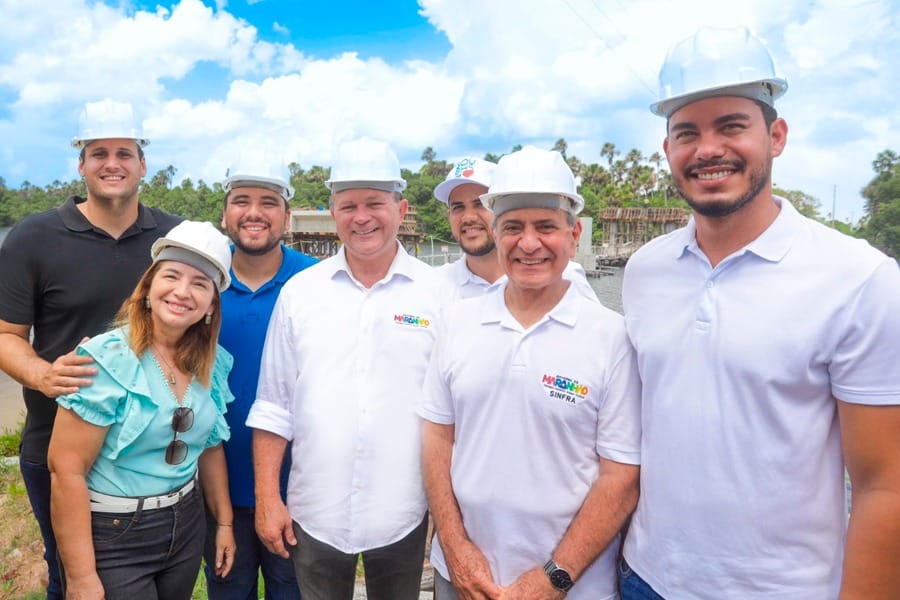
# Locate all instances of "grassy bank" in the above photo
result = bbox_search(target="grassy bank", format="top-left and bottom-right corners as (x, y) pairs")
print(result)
(0, 454), (211, 600)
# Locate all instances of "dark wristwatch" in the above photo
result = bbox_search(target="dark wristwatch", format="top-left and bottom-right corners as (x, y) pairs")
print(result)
(543, 559), (574, 592)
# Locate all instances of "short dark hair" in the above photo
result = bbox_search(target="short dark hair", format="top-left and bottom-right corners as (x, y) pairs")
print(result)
(78, 141), (145, 163)
(755, 99), (778, 129)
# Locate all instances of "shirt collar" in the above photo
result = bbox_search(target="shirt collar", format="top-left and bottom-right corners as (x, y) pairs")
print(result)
(227, 244), (294, 293)
(481, 280), (581, 330)
(454, 257), (501, 289)
(58, 195), (160, 237)
(676, 195), (796, 264)
(328, 241), (417, 287)
(742, 196), (795, 263)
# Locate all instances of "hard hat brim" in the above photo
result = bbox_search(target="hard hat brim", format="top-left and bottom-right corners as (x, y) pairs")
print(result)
(326, 180), (407, 193)
(480, 191), (585, 216)
(224, 174), (294, 202)
(434, 178), (491, 204)
(151, 236), (231, 292)
(72, 137), (150, 150)
(651, 78), (787, 117)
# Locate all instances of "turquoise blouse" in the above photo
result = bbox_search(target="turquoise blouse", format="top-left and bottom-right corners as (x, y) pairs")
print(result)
(56, 328), (234, 497)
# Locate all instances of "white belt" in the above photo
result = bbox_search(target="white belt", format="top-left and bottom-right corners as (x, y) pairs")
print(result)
(88, 477), (196, 514)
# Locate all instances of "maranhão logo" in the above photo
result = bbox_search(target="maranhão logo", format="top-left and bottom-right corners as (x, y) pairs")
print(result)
(541, 374), (589, 405)
(394, 313), (431, 328)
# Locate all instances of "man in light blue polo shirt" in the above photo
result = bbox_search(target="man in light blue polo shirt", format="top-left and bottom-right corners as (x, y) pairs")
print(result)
(203, 163), (317, 599)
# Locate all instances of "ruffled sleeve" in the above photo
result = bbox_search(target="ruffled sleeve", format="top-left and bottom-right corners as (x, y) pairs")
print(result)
(204, 344), (235, 448)
(56, 331), (135, 428)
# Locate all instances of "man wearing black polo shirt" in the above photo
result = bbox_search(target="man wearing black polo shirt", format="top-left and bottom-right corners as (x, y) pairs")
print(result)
(0, 99), (180, 600)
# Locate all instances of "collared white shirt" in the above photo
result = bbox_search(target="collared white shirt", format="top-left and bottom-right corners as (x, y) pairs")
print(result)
(434, 256), (499, 300)
(621, 198), (900, 599)
(420, 283), (641, 599)
(436, 256), (600, 303)
(247, 243), (447, 552)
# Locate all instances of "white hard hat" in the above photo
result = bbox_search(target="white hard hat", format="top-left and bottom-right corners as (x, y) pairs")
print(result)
(71, 99), (149, 149)
(151, 221), (232, 291)
(223, 161), (294, 203)
(325, 137), (407, 193)
(433, 157), (496, 204)
(651, 26), (788, 118)
(480, 146), (584, 217)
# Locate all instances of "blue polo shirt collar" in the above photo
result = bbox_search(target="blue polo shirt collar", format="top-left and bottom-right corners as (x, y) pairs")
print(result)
(228, 244), (294, 293)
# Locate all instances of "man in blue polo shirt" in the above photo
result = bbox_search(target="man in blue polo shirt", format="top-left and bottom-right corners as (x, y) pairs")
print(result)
(203, 163), (317, 599)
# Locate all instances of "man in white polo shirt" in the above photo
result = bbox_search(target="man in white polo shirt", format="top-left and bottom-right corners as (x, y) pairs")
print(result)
(247, 138), (446, 600)
(620, 27), (900, 599)
(421, 146), (641, 600)
(433, 156), (599, 302)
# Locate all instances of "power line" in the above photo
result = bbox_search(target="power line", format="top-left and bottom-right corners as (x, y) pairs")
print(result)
(558, 0), (656, 96)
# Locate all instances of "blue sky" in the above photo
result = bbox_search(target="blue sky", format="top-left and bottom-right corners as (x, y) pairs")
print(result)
(1, 0), (898, 222)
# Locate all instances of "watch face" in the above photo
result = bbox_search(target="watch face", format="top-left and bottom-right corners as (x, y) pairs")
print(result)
(550, 569), (573, 590)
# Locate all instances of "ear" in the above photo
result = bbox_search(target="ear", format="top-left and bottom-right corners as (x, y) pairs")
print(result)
(139, 156), (147, 178)
(662, 136), (670, 160)
(220, 214), (227, 229)
(770, 117), (788, 158)
(570, 220), (583, 258)
(398, 198), (409, 219)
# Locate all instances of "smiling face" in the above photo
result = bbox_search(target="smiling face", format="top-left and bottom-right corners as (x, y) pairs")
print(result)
(447, 183), (495, 257)
(494, 207), (581, 294)
(664, 96), (787, 218)
(330, 188), (406, 265)
(222, 185), (289, 256)
(78, 138), (146, 206)
(147, 261), (216, 338)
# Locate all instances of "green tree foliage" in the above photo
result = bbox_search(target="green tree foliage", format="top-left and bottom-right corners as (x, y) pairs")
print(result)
(860, 150), (900, 257)
(10, 140), (888, 250)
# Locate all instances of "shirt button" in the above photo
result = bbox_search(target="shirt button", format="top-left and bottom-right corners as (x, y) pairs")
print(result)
(706, 281), (714, 288)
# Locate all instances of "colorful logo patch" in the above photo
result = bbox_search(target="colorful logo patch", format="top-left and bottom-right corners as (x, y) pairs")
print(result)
(541, 374), (589, 405)
(394, 313), (431, 328)
(454, 158), (477, 178)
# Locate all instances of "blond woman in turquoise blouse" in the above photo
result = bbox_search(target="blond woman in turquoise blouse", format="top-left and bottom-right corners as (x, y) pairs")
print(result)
(49, 221), (236, 600)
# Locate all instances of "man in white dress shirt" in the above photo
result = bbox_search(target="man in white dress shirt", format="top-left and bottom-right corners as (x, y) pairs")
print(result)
(421, 146), (641, 600)
(247, 138), (446, 600)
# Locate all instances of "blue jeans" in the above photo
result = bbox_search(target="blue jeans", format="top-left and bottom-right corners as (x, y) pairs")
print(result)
(20, 457), (63, 600)
(290, 515), (428, 600)
(619, 557), (666, 600)
(62, 486), (206, 599)
(203, 506), (301, 600)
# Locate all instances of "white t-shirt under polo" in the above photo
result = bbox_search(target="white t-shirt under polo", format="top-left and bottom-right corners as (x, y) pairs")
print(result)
(420, 283), (641, 600)
(247, 244), (446, 553)
(621, 198), (900, 599)
(436, 256), (600, 302)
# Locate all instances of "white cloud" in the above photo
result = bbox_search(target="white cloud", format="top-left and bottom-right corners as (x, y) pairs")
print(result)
(0, 0), (897, 223)
(0, 0), (307, 108)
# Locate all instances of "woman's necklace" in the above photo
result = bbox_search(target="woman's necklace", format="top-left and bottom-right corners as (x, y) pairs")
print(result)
(152, 344), (178, 387)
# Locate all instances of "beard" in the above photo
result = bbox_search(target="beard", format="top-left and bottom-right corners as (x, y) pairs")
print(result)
(460, 237), (496, 257)
(229, 220), (282, 256)
(678, 159), (771, 218)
